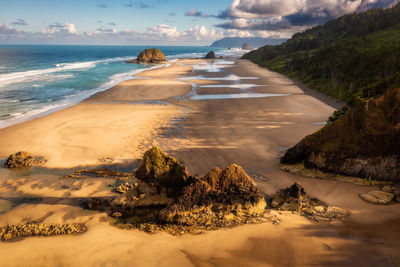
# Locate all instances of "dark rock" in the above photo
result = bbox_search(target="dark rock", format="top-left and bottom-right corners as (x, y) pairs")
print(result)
(205, 51), (216, 59)
(4, 151), (46, 168)
(270, 183), (349, 221)
(86, 148), (266, 231)
(281, 88), (400, 181)
(242, 43), (252, 50)
(126, 48), (166, 63)
(135, 146), (191, 190)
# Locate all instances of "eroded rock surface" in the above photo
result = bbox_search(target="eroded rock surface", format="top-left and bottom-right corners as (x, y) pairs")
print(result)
(85, 147), (266, 231)
(360, 190), (394, 204)
(270, 183), (349, 221)
(4, 151), (46, 168)
(126, 48), (166, 63)
(0, 223), (87, 241)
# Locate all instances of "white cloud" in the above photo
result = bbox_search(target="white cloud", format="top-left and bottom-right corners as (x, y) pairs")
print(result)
(0, 21), (227, 44)
(217, 0), (397, 36)
(42, 23), (77, 35)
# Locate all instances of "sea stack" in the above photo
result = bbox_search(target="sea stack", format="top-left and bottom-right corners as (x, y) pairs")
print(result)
(126, 48), (166, 63)
(242, 43), (252, 50)
(205, 51), (216, 59)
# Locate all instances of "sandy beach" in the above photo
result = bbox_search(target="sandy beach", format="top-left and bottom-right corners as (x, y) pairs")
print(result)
(0, 58), (399, 266)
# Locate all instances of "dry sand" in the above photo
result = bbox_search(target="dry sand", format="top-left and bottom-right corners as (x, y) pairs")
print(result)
(0, 59), (399, 267)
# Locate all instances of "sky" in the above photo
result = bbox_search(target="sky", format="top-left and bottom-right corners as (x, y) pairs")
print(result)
(0, 0), (398, 45)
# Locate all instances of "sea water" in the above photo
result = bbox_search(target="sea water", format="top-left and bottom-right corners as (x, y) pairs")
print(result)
(0, 45), (239, 128)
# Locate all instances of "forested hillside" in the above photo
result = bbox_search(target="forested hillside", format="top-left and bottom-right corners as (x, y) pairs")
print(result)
(242, 4), (400, 103)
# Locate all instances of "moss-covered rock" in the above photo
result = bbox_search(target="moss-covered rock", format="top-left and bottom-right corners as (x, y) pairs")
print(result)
(86, 148), (266, 231)
(4, 151), (46, 168)
(127, 48), (166, 63)
(135, 146), (191, 190)
(281, 88), (400, 181)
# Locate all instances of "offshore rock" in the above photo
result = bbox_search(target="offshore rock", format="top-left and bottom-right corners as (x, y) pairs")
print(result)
(242, 43), (252, 50)
(270, 183), (349, 221)
(126, 48), (166, 63)
(281, 88), (400, 181)
(205, 51), (216, 59)
(4, 151), (46, 168)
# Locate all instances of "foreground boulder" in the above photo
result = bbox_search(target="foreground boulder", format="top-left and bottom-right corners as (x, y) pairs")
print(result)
(4, 151), (46, 168)
(281, 88), (400, 181)
(270, 183), (349, 221)
(126, 48), (166, 63)
(86, 147), (266, 229)
(359, 191), (394, 204)
(135, 146), (191, 191)
(205, 51), (216, 59)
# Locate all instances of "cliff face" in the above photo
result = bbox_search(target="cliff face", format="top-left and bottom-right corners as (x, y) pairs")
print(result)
(281, 88), (400, 181)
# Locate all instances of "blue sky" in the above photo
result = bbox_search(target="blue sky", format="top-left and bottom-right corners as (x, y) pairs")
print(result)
(0, 0), (397, 45)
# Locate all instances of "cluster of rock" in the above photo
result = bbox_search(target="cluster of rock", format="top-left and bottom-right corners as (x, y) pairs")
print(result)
(281, 88), (400, 181)
(360, 184), (400, 204)
(126, 48), (166, 63)
(85, 147), (266, 230)
(4, 151), (46, 168)
(0, 223), (87, 241)
(270, 183), (349, 222)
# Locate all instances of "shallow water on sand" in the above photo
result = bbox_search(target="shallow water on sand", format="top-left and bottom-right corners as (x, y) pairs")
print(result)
(191, 93), (289, 100)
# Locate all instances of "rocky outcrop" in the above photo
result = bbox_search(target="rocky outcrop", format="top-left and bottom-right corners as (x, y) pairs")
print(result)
(242, 43), (252, 50)
(0, 223), (87, 241)
(135, 146), (191, 191)
(85, 147), (266, 230)
(4, 151), (46, 168)
(126, 48), (166, 63)
(281, 88), (400, 181)
(205, 51), (216, 59)
(270, 183), (349, 221)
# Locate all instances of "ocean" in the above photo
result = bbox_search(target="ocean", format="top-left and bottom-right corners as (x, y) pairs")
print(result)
(0, 45), (243, 129)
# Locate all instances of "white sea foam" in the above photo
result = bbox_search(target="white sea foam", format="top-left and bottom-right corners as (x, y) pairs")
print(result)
(0, 56), (133, 88)
(0, 63), (164, 129)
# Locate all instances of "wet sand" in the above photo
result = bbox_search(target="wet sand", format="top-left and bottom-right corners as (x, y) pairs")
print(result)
(0, 59), (399, 266)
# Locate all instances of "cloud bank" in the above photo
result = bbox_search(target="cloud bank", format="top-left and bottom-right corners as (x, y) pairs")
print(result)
(0, 21), (225, 45)
(215, 0), (397, 36)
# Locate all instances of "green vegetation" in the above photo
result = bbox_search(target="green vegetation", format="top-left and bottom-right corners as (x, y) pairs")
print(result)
(242, 4), (400, 103)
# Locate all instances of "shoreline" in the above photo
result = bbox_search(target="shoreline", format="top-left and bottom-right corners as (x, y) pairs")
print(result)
(1, 57), (399, 266)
